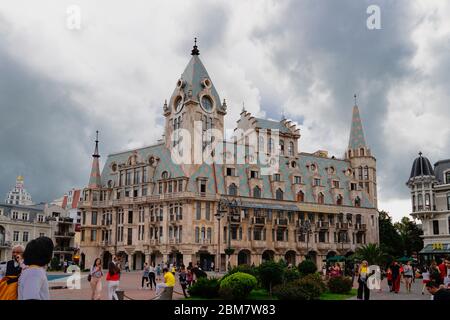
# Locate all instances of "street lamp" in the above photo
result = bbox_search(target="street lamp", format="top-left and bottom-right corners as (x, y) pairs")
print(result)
(215, 197), (240, 272)
(298, 220), (313, 260)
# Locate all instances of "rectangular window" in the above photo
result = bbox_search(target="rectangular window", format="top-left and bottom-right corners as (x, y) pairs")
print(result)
(91, 211), (98, 225)
(127, 228), (133, 245)
(333, 180), (340, 188)
(314, 178), (321, 186)
(447, 194), (450, 210)
(205, 202), (211, 220)
(13, 231), (19, 242)
(91, 230), (97, 241)
(12, 211), (18, 219)
(39, 232), (45, 237)
(196, 202), (201, 220)
(200, 181), (207, 193)
(178, 180), (183, 192)
(433, 220), (439, 235)
(226, 168), (235, 176)
(274, 174), (281, 182)
(38, 215), (44, 222)
(126, 170), (131, 185)
(81, 230), (85, 241)
(294, 176), (302, 184)
(250, 170), (259, 179)
(143, 167), (148, 183)
(142, 186), (148, 196)
(351, 183), (357, 191)
(128, 211), (133, 224)
(22, 212), (29, 220)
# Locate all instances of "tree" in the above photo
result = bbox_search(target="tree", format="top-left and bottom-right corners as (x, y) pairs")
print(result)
(355, 243), (387, 266)
(394, 216), (423, 256)
(258, 261), (285, 296)
(378, 210), (403, 257)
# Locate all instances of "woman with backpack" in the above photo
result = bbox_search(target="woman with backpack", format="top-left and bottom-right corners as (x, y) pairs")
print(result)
(179, 265), (188, 298)
(106, 261), (120, 300)
(89, 258), (103, 300)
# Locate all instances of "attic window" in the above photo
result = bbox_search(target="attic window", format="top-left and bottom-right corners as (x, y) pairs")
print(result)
(161, 171), (169, 179)
(291, 161), (297, 168)
(310, 164), (317, 171)
(111, 163), (117, 172)
(202, 78), (212, 88)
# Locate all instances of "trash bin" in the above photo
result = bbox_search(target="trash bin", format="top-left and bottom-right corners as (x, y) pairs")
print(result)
(116, 290), (125, 300)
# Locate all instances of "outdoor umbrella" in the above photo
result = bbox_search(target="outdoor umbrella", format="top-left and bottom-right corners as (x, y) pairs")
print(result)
(397, 256), (413, 263)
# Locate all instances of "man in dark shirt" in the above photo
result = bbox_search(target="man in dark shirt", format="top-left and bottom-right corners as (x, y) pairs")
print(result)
(391, 261), (401, 293)
(5, 245), (24, 277)
(426, 281), (450, 301)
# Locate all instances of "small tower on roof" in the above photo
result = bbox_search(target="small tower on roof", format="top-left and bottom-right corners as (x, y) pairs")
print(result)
(88, 131), (102, 189)
(345, 95), (377, 207)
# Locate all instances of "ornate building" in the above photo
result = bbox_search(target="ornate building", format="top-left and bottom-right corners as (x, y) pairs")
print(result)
(79, 42), (379, 271)
(407, 154), (450, 260)
(5, 176), (33, 206)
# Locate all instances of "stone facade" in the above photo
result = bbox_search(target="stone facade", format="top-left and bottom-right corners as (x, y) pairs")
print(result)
(79, 43), (379, 271)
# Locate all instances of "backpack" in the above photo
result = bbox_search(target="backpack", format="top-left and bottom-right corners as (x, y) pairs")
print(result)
(0, 276), (19, 300)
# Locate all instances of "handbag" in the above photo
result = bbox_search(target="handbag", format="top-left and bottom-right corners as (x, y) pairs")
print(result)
(87, 274), (92, 282)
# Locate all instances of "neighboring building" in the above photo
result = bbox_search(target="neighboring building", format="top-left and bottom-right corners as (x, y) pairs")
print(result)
(407, 154), (450, 261)
(0, 203), (52, 261)
(52, 189), (82, 250)
(45, 204), (76, 264)
(5, 176), (33, 205)
(79, 42), (379, 271)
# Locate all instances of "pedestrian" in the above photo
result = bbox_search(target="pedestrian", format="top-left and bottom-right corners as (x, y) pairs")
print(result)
(322, 265), (327, 279)
(391, 261), (401, 293)
(171, 264), (176, 275)
(211, 261), (215, 272)
(357, 260), (371, 300)
(430, 261), (442, 285)
(6, 245), (25, 277)
(186, 269), (193, 287)
(148, 262), (156, 290)
(141, 262), (150, 289)
(403, 261), (414, 293)
(18, 236), (54, 300)
(179, 265), (188, 298)
(63, 260), (68, 273)
(421, 266), (430, 295)
(106, 261), (120, 300)
(438, 258), (447, 284)
(426, 280), (450, 301)
(155, 267), (175, 298)
(156, 263), (161, 281)
(89, 258), (103, 300)
(386, 266), (393, 292)
(124, 261), (130, 272)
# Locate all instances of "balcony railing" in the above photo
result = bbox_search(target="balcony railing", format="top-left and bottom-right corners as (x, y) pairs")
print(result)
(0, 241), (12, 248)
(335, 222), (349, 229)
(355, 223), (366, 230)
(54, 231), (75, 237)
(316, 221), (329, 229)
(150, 239), (160, 245)
(276, 218), (288, 226)
(252, 217), (266, 225)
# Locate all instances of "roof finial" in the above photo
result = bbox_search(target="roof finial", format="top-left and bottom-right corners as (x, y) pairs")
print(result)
(191, 37), (200, 56)
(419, 151), (423, 157)
(242, 101), (246, 113)
(281, 109), (286, 121)
(93, 130), (100, 158)
(354, 93), (357, 106)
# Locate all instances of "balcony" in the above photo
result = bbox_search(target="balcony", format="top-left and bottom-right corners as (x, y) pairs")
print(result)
(274, 241), (289, 248)
(54, 247), (76, 253)
(54, 231), (75, 238)
(251, 240), (266, 248)
(229, 215), (241, 224)
(169, 238), (181, 245)
(335, 222), (349, 229)
(275, 218), (288, 226)
(355, 223), (366, 231)
(0, 241), (12, 248)
(316, 221), (329, 229)
(100, 240), (112, 247)
(150, 239), (160, 245)
(252, 217), (266, 225)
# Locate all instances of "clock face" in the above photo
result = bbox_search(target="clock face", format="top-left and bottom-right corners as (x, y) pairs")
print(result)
(201, 95), (213, 112)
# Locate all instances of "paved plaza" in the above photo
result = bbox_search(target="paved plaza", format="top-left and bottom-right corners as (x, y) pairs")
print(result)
(48, 270), (188, 300)
(349, 278), (431, 300)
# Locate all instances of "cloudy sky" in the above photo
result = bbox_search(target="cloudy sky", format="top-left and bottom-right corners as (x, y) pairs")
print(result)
(0, 0), (449, 221)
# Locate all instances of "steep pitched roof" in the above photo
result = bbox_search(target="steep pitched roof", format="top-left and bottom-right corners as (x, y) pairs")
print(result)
(254, 118), (290, 134)
(348, 105), (367, 149)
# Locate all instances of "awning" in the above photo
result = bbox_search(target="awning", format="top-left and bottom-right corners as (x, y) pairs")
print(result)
(240, 201), (300, 211)
(419, 243), (450, 254)
(326, 255), (346, 262)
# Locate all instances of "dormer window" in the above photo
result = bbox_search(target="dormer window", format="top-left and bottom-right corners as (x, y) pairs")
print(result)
(288, 142), (294, 156)
(310, 164), (317, 172)
(226, 168), (236, 176)
(275, 188), (284, 200)
(250, 170), (259, 179)
(294, 176), (302, 184)
(336, 195), (343, 205)
(161, 171), (169, 180)
(274, 174), (281, 182)
(360, 148), (365, 156)
(253, 186), (261, 198)
(228, 183), (238, 196)
(317, 193), (324, 204)
(279, 140), (285, 155)
(199, 180), (207, 193)
(313, 178), (321, 186)
(355, 196), (361, 207)
(445, 171), (450, 184)
(333, 180), (340, 188)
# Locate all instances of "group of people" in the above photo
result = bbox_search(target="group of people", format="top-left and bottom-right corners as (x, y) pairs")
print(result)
(0, 236), (54, 300)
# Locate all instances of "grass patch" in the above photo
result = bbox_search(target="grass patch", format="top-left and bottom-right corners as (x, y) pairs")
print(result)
(184, 288), (277, 300)
(320, 288), (357, 300)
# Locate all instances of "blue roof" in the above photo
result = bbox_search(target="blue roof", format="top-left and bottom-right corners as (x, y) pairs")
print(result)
(254, 118), (290, 134)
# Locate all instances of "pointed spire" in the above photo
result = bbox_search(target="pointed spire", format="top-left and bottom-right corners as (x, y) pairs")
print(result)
(348, 102), (367, 150)
(191, 37), (200, 56)
(88, 130), (102, 189)
(281, 109), (286, 121)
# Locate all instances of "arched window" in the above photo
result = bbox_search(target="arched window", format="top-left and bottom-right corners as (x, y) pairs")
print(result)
(297, 191), (304, 202)
(336, 195), (343, 205)
(355, 197), (361, 207)
(418, 194), (423, 211)
(268, 138), (274, 154)
(207, 227), (212, 241)
(276, 188), (283, 200)
(318, 193), (324, 204)
(253, 186), (261, 198)
(425, 193), (431, 210)
(279, 140), (285, 155)
(161, 171), (169, 179)
(364, 166), (369, 180)
(195, 227), (200, 243)
(258, 136), (264, 152)
(288, 142), (294, 156)
(360, 148), (365, 156)
(348, 150), (352, 158)
(201, 227), (206, 241)
(228, 183), (238, 196)
(358, 166), (363, 180)
(412, 195), (416, 212)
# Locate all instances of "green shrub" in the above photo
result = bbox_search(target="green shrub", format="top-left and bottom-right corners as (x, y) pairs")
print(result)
(298, 260), (317, 276)
(273, 276), (324, 300)
(258, 261), (285, 293)
(219, 272), (257, 300)
(224, 264), (258, 278)
(188, 277), (220, 298)
(284, 268), (300, 283)
(327, 276), (353, 294)
(301, 273), (327, 293)
(50, 257), (61, 271)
